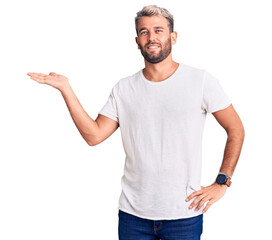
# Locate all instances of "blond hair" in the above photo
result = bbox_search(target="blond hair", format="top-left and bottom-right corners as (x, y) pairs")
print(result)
(135, 5), (174, 36)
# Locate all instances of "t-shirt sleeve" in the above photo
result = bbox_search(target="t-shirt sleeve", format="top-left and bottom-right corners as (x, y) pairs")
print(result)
(98, 86), (119, 123)
(201, 70), (232, 113)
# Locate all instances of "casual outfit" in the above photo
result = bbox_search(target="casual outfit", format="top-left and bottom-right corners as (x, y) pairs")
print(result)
(99, 62), (231, 238)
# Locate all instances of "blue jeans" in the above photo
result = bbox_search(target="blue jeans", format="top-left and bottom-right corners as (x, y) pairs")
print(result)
(118, 210), (203, 240)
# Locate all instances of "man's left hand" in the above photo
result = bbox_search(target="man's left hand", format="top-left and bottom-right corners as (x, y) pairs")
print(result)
(185, 183), (228, 213)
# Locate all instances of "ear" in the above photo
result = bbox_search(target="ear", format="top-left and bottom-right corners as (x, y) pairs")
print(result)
(171, 31), (177, 45)
(135, 36), (140, 49)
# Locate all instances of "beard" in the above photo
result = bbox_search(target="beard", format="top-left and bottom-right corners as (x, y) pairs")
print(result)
(138, 37), (172, 64)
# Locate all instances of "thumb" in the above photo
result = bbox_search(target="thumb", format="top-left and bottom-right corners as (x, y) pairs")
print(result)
(49, 72), (58, 76)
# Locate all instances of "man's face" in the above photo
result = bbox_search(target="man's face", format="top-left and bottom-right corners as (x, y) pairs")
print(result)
(136, 15), (177, 64)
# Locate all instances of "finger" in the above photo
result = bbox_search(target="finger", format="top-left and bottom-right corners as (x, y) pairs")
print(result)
(189, 195), (205, 209)
(29, 74), (52, 84)
(29, 76), (44, 84)
(49, 72), (58, 76)
(186, 189), (202, 202)
(28, 72), (48, 77)
(195, 196), (209, 211)
(202, 199), (216, 213)
(27, 72), (37, 77)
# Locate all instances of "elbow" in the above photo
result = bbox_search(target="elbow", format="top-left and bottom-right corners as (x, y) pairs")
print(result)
(239, 123), (245, 140)
(226, 125), (245, 141)
(242, 126), (245, 140)
(86, 136), (101, 146)
(87, 141), (96, 146)
(87, 139), (99, 146)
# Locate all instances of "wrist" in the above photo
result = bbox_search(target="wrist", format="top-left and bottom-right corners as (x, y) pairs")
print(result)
(218, 172), (232, 180)
(216, 173), (232, 187)
(60, 82), (72, 95)
(214, 182), (228, 188)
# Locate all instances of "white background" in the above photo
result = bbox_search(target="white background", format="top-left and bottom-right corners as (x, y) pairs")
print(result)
(0, 0), (271, 239)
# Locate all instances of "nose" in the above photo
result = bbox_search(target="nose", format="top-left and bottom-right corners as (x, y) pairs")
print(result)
(148, 31), (156, 42)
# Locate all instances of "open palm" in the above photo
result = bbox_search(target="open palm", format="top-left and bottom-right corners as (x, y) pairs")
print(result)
(27, 72), (69, 91)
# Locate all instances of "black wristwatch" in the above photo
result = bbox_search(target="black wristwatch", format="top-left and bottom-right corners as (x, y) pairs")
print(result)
(216, 173), (232, 187)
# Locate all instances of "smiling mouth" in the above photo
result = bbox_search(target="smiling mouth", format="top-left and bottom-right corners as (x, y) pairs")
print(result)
(147, 45), (160, 49)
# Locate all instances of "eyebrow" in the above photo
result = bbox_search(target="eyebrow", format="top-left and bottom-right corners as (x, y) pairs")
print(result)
(139, 26), (164, 33)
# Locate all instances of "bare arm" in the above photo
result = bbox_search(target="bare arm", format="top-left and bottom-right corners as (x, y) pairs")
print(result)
(213, 104), (245, 177)
(186, 104), (245, 213)
(27, 72), (119, 146)
(60, 84), (119, 145)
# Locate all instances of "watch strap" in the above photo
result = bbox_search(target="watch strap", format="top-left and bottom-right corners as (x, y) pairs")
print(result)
(216, 173), (232, 187)
(219, 172), (232, 180)
(226, 177), (232, 187)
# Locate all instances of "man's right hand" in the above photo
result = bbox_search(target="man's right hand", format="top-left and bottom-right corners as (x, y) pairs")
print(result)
(27, 72), (69, 92)
(27, 71), (119, 146)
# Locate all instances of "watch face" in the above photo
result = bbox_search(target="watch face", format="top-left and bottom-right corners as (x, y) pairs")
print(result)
(216, 174), (227, 184)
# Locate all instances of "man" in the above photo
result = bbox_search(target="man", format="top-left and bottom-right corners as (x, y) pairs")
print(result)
(27, 5), (245, 240)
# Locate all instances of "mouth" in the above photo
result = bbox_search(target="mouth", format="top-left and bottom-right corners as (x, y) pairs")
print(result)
(147, 45), (160, 49)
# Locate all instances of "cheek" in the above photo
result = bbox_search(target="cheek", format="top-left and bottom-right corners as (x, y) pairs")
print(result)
(138, 40), (147, 49)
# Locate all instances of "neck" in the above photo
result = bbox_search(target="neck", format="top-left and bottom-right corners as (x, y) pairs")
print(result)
(143, 53), (179, 82)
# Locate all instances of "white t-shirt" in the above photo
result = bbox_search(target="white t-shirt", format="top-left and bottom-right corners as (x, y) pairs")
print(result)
(98, 62), (231, 220)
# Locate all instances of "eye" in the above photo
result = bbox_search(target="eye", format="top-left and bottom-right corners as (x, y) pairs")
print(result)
(141, 31), (148, 35)
(156, 29), (163, 33)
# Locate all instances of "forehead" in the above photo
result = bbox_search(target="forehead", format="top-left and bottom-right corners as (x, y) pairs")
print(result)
(138, 15), (169, 30)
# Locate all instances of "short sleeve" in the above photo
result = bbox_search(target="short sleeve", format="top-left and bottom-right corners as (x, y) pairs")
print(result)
(98, 87), (119, 123)
(201, 70), (232, 113)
